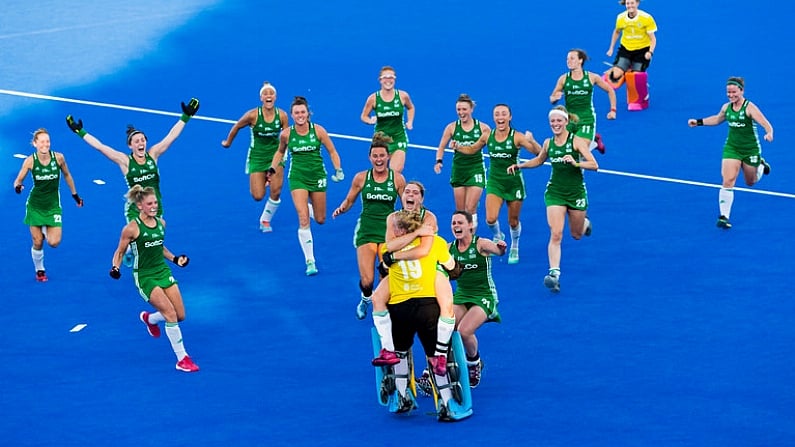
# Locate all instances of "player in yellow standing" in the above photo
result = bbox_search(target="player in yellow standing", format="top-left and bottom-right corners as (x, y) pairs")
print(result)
(604, 0), (657, 110)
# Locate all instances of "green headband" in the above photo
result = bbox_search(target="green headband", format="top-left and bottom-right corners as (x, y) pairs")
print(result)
(727, 80), (743, 89)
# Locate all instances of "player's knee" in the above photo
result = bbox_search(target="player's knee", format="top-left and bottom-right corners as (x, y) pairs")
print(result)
(608, 68), (624, 83)
(458, 325), (475, 339)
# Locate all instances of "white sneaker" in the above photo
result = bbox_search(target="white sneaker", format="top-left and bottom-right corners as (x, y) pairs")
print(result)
(305, 260), (318, 276)
(543, 272), (560, 293)
(508, 247), (519, 264)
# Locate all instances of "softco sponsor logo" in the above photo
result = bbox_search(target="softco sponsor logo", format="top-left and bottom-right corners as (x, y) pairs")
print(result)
(728, 122), (746, 128)
(144, 239), (164, 248)
(489, 152), (514, 159)
(35, 174), (59, 181)
(133, 173), (156, 183)
(256, 130), (280, 137)
(292, 145), (316, 152)
(549, 156), (570, 163)
(462, 263), (479, 270)
(366, 193), (394, 201)
(567, 89), (589, 95)
(377, 111), (401, 118)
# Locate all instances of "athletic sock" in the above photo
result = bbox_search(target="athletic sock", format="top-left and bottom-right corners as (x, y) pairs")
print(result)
(165, 322), (187, 361)
(373, 310), (394, 351)
(719, 188), (734, 218)
(755, 164), (765, 182)
(148, 311), (166, 325)
(510, 222), (522, 249)
(297, 226), (315, 263)
(435, 316), (455, 356)
(549, 268), (561, 277)
(260, 198), (281, 223)
(487, 221), (502, 239)
(31, 247), (44, 271)
(466, 351), (480, 366)
(472, 213), (478, 231)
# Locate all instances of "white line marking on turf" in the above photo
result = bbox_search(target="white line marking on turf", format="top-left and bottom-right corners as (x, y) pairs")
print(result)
(70, 324), (87, 332)
(13, 153), (27, 159)
(93, 179), (106, 185)
(1, 88), (792, 199)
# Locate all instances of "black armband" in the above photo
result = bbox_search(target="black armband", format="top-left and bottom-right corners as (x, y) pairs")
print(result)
(696, 119), (704, 126)
(435, 159), (443, 165)
(267, 167), (276, 175)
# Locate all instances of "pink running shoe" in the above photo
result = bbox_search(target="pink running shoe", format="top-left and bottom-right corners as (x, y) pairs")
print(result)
(176, 355), (200, 372)
(139, 311), (161, 338)
(372, 349), (400, 366)
(429, 355), (447, 376)
(594, 133), (606, 154)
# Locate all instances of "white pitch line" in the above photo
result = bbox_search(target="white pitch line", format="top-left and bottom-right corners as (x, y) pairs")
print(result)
(1, 88), (793, 199)
(0, 88), (233, 123)
(70, 324), (88, 333)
